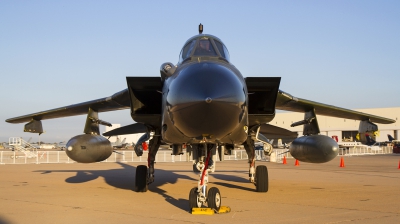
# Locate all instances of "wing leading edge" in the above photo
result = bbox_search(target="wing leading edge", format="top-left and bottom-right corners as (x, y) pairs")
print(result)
(276, 90), (395, 124)
(6, 89), (130, 124)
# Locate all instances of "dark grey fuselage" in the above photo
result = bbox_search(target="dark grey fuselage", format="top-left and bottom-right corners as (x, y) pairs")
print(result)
(161, 59), (248, 145)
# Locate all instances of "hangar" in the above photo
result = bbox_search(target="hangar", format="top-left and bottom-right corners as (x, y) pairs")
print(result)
(272, 107), (400, 142)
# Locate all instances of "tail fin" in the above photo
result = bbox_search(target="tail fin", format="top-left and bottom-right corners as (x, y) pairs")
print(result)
(365, 134), (376, 146)
(121, 138), (126, 144)
(388, 134), (395, 142)
(115, 137), (121, 145)
(277, 139), (283, 148)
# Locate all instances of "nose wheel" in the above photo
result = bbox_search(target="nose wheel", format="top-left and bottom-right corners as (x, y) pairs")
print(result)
(207, 187), (221, 211)
(189, 187), (203, 208)
(188, 186), (222, 211)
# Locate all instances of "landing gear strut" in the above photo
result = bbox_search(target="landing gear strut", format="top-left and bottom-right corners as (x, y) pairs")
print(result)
(244, 134), (269, 192)
(134, 129), (161, 192)
(189, 143), (221, 211)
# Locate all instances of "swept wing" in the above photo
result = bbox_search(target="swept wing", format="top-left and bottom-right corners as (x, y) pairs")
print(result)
(6, 89), (130, 124)
(276, 90), (394, 124)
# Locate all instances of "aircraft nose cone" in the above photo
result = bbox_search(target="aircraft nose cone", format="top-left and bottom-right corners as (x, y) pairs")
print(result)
(166, 62), (246, 139)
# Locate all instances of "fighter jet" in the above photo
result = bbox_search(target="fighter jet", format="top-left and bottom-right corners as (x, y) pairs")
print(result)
(56, 141), (67, 150)
(111, 137), (128, 149)
(387, 134), (396, 142)
(1, 142), (14, 151)
(6, 24), (395, 211)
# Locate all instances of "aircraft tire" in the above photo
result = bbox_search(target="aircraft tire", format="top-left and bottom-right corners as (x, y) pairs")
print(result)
(189, 187), (202, 209)
(207, 187), (221, 211)
(255, 165), (268, 192)
(134, 165), (148, 192)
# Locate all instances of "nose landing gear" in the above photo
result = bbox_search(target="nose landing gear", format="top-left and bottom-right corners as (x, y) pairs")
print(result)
(189, 143), (223, 213)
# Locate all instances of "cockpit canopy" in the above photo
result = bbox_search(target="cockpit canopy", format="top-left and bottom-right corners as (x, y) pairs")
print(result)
(178, 34), (230, 64)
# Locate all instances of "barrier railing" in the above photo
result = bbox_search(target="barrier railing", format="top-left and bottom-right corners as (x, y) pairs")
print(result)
(0, 146), (393, 165)
(0, 150), (251, 165)
(338, 146), (393, 156)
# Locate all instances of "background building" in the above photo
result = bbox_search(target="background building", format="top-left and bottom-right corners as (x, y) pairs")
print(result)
(104, 124), (143, 146)
(272, 107), (399, 142)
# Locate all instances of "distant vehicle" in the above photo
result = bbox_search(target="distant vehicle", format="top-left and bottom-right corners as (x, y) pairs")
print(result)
(39, 144), (56, 150)
(392, 140), (400, 153)
(338, 141), (365, 149)
(369, 142), (386, 151)
(365, 134), (388, 146)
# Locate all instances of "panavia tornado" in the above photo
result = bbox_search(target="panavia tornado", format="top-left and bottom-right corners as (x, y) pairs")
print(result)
(6, 24), (395, 211)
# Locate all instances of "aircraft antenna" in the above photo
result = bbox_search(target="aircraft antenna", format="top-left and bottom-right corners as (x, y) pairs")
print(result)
(199, 23), (203, 34)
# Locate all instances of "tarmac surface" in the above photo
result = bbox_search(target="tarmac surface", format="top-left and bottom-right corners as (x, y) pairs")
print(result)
(0, 155), (399, 224)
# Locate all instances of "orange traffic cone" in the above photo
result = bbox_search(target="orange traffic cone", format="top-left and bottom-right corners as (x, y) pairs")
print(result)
(283, 156), (287, 165)
(295, 159), (299, 166)
(339, 157), (345, 168)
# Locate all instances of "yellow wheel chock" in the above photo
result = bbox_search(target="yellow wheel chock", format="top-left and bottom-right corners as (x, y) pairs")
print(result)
(191, 206), (231, 215)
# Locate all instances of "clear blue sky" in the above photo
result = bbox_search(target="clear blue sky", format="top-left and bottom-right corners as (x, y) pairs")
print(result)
(1, 0), (399, 143)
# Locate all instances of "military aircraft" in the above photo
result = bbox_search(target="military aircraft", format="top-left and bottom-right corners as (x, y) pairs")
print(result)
(111, 137), (128, 149)
(56, 141), (67, 150)
(1, 142), (14, 150)
(387, 134), (396, 142)
(6, 24), (395, 211)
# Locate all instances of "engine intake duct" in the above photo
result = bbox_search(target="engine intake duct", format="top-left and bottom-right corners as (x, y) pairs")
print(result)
(289, 135), (338, 163)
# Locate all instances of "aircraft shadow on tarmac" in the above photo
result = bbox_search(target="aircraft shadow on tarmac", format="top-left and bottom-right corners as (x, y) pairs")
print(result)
(209, 173), (255, 192)
(160, 169), (255, 191)
(34, 162), (255, 211)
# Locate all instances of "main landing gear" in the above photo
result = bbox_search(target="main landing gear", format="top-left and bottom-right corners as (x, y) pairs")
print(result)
(189, 143), (222, 211)
(244, 135), (269, 193)
(134, 165), (148, 192)
(134, 129), (161, 192)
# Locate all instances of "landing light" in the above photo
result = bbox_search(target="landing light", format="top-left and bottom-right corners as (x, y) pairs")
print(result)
(67, 146), (73, 151)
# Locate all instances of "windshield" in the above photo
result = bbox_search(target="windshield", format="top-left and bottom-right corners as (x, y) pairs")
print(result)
(178, 35), (231, 63)
(193, 38), (217, 56)
(179, 39), (196, 63)
(214, 39), (230, 61)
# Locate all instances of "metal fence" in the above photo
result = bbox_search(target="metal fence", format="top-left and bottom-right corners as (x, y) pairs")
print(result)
(0, 150), (251, 165)
(0, 147), (394, 165)
(338, 146), (393, 156)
